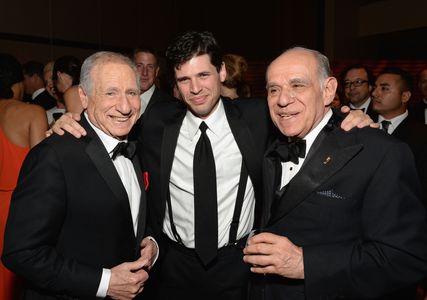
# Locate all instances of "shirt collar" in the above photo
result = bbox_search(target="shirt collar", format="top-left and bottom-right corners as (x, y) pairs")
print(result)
(185, 98), (225, 141)
(302, 109), (333, 155)
(140, 84), (155, 116)
(32, 88), (45, 100)
(84, 112), (127, 156)
(349, 97), (371, 111)
(378, 110), (408, 130)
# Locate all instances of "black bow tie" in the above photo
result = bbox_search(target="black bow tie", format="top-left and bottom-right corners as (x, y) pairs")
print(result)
(274, 139), (306, 164)
(111, 141), (136, 160)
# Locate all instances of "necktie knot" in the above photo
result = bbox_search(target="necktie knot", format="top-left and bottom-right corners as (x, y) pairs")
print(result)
(199, 121), (208, 134)
(274, 139), (306, 164)
(111, 141), (136, 160)
(381, 120), (391, 133)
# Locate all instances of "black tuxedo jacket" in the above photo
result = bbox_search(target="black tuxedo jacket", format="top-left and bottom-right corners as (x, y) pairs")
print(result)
(251, 112), (427, 300)
(391, 115), (427, 205)
(128, 87), (177, 141)
(31, 89), (57, 110)
(138, 97), (274, 239)
(2, 115), (148, 299)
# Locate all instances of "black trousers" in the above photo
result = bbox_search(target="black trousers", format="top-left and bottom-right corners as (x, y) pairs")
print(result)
(142, 234), (250, 300)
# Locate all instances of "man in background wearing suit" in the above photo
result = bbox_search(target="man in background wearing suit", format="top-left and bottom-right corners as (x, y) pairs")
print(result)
(2, 51), (158, 299)
(244, 47), (427, 300)
(372, 67), (427, 205)
(340, 64), (378, 120)
(22, 60), (57, 110)
(128, 46), (176, 140)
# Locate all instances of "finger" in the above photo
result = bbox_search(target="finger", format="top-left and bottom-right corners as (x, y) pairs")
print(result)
(340, 105), (351, 113)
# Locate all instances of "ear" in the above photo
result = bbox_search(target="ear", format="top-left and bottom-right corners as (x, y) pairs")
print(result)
(323, 77), (338, 106)
(401, 90), (411, 104)
(219, 62), (227, 83)
(78, 86), (89, 109)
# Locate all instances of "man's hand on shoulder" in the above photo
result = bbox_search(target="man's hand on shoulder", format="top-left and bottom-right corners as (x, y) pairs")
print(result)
(45, 112), (87, 138)
(340, 105), (379, 131)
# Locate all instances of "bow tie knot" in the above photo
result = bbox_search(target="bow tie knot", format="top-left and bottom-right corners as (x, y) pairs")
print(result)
(111, 141), (136, 160)
(274, 139), (306, 164)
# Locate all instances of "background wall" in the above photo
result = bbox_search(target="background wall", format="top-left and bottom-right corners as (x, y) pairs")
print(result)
(1, 0), (426, 96)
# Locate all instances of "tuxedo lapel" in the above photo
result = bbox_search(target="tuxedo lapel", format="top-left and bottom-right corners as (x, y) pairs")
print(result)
(223, 100), (261, 189)
(160, 111), (185, 211)
(133, 154), (147, 242)
(268, 127), (363, 226)
(80, 116), (134, 224)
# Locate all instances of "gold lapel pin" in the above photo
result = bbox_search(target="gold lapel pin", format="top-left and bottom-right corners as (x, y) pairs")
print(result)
(323, 156), (331, 165)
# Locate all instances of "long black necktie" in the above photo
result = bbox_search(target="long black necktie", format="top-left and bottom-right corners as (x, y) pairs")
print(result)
(193, 121), (218, 265)
(111, 141), (136, 160)
(381, 120), (391, 134)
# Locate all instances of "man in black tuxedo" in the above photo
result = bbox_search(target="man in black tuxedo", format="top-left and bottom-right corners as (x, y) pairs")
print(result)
(372, 67), (427, 205)
(22, 61), (56, 110)
(244, 47), (427, 300)
(2, 52), (158, 299)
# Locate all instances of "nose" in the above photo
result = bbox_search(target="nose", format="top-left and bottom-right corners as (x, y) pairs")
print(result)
(189, 78), (201, 94)
(371, 86), (379, 99)
(277, 88), (295, 107)
(117, 93), (132, 115)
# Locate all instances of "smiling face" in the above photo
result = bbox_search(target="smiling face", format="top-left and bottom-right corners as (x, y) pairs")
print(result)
(343, 68), (371, 107)
(266, 49), (336, 138)
(80, 61), (141, 140)
(175, 54), (226, 119)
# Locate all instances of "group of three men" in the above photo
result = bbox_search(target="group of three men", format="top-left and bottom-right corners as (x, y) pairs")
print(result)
(2, 31), (427, 300)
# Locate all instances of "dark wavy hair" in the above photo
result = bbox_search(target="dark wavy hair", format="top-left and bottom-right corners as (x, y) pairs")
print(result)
(0, 53), (23, 99)
(52, 55), (81, 85)
(166, 31), (223, 72)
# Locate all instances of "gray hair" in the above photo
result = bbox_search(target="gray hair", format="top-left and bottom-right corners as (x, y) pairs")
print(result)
(79, 51), (140, 95)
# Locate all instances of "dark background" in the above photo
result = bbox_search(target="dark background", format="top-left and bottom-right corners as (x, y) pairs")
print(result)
(1, 0), (426, 96)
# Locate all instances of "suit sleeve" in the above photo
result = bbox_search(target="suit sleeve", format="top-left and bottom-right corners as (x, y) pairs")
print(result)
(303, 141), (427, 299)
(1, 142), (102, 298)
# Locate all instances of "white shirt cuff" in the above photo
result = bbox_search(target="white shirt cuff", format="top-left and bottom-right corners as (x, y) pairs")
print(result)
(146, 236), (159, 266)
(96, 268), (111, 298)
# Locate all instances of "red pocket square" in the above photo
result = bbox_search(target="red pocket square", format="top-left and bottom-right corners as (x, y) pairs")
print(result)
(143, 171), (149, 191)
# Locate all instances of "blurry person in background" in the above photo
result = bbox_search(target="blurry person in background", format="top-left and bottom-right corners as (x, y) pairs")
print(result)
(52, 55), (82, 114)
(0, 53), (48, 300)
(221, 53), (252, 99)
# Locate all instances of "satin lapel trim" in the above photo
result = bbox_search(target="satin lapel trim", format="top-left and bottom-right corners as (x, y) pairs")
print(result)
(268, 131), (363, 225)
(160, 115), (185, 205)
(133, 154), (146, 241)
(81, 117), (134, 231)
(224, 101), (260, 187)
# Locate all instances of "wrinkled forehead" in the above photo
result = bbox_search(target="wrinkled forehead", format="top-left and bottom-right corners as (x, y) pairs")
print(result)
(267, 50), (317, 82)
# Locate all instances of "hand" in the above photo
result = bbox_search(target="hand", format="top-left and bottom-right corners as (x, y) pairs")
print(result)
(243, 232), (304, 279)
(45, 112), (86, 138)
(107, 260), (149, 300)
(139, 237), (158, 271)
(340, 105), (379, 131)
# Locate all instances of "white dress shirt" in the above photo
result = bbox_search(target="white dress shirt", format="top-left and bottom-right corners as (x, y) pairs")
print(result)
(31, 87), (45, 100)
(85, 113), (141, 298)
(280, 109), (333, 188)
(349, 97), (371, 113)
(163, 99), (255, 248)
(140, 84), (155, 116)
(378, 110), (408, 134)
